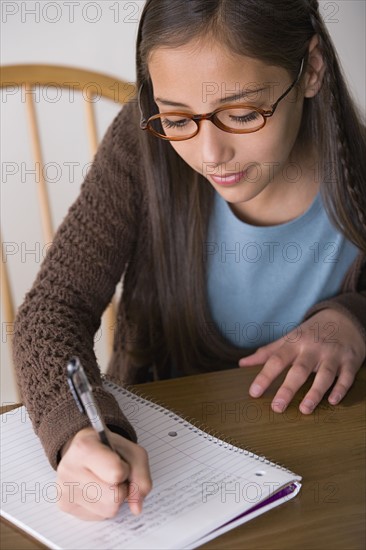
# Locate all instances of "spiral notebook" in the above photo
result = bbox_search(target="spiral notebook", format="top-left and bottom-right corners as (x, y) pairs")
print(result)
(1, 380), (301, 549)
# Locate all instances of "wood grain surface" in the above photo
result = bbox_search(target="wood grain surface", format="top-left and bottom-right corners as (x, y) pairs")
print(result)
(1, 366), (365, 550)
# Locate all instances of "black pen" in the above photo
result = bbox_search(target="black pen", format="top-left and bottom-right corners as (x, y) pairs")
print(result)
(66, 356), (114, 450)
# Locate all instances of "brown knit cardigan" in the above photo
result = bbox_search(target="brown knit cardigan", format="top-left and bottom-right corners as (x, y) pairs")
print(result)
(13, 102), (366, 469)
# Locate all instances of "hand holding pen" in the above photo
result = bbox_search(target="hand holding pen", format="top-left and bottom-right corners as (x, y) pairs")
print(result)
(54, 357), (152, 521)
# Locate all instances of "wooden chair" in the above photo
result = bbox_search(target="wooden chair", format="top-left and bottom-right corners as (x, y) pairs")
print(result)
(1, 64), (136, 398)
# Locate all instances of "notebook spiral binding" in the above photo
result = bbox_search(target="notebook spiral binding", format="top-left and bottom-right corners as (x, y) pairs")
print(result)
(102, 374), (296, 476)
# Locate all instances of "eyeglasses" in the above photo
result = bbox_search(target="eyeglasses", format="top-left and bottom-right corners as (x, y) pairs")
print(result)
(138, 58), (304, 141)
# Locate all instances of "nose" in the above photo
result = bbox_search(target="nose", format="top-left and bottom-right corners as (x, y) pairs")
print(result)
(195, 119), (235, 173)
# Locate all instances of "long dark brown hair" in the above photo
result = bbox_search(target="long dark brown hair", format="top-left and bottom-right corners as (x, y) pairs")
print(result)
(123, 0), (366, 379)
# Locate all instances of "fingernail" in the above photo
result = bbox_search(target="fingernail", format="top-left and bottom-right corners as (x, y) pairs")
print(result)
(300, 399), (315, 413)
(130, 501), (142, 515)
(272, 399), (287, 413)
(249, 383), (262, 397)
(329, 393), (342, 405)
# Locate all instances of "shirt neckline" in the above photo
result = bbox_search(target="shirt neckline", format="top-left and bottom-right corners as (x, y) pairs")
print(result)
(216, 191), (323, 237)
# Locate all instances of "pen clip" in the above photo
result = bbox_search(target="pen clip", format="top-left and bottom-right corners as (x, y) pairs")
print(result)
(66, 356), (114, 451)
(66, 357), (85, 414)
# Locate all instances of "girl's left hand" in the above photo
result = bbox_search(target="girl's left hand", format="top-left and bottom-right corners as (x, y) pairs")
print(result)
(239, 308), (365, 414)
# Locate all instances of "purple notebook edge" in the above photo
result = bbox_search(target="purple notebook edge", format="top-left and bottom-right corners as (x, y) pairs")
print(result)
(211, 482), (299, 532)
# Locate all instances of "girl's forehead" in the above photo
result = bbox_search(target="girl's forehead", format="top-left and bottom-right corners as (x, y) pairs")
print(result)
(148, 42), (287, 107)
(148, 40), (268, 77)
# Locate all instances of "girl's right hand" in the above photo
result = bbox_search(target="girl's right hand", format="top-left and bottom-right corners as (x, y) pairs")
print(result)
(56, 427), (152, 520)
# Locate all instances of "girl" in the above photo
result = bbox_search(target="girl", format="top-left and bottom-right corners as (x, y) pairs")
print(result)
(13, 0), (365, 520)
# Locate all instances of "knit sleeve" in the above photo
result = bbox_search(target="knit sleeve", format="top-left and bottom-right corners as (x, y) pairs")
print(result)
(13, 102), (142, 469)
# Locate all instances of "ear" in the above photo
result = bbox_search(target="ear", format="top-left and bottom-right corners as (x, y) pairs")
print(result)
(303, 35), (326, 98)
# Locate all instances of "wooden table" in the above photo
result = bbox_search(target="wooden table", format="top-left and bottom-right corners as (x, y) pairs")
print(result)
(1, 366), (365, 549)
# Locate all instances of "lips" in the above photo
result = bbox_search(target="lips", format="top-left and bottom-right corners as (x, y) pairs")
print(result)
(210, 170), (248, 186)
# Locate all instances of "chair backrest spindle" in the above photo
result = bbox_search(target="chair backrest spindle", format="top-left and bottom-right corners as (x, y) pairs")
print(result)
(85, 96), (99, 157)
(0, 230), (15, 327)
(24, 83), (54, 245)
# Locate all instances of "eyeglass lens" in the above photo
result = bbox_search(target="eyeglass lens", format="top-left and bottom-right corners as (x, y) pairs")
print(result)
(149, 107), (265, 139)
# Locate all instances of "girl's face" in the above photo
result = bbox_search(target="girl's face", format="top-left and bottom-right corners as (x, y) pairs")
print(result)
(148, 39), (311, 219)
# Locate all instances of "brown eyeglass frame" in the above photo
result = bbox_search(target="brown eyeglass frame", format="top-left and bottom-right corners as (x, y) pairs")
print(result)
(138, 58), (305, 141)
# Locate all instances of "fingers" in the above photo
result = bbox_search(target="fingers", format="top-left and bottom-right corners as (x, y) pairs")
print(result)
(248, 346), (296, 398)
(74, 430), (131, 485)
(57, 428), (152, 520)
(58, 448), (129, 519)
(239, 341), (281, 367)
(271, 360), (357, 415)
(112, 435), (153, 515)
(298, 360), (338, 414)
(272, 354), (328, 414)
(328, 366), (356, 405)
(245, 349), (359, 415)
(58, 474), (129, 520)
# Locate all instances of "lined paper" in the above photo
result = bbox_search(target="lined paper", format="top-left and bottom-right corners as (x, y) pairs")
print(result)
(0, 382), (301, 549)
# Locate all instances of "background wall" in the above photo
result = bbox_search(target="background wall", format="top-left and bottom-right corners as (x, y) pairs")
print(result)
(1, 0), (365, 404)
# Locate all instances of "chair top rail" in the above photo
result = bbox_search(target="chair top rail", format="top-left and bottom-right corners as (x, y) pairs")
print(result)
(0, 64), (136, 104)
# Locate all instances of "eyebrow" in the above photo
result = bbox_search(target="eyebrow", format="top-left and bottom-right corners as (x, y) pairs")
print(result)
(155, 87), (267, 108)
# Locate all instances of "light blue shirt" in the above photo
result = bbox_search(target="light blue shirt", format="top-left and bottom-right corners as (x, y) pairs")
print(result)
(205, 192), (359, 349)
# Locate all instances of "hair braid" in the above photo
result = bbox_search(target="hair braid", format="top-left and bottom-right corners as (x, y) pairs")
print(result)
(328, 70), (366, 226)
(309, 5), (366, 250)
